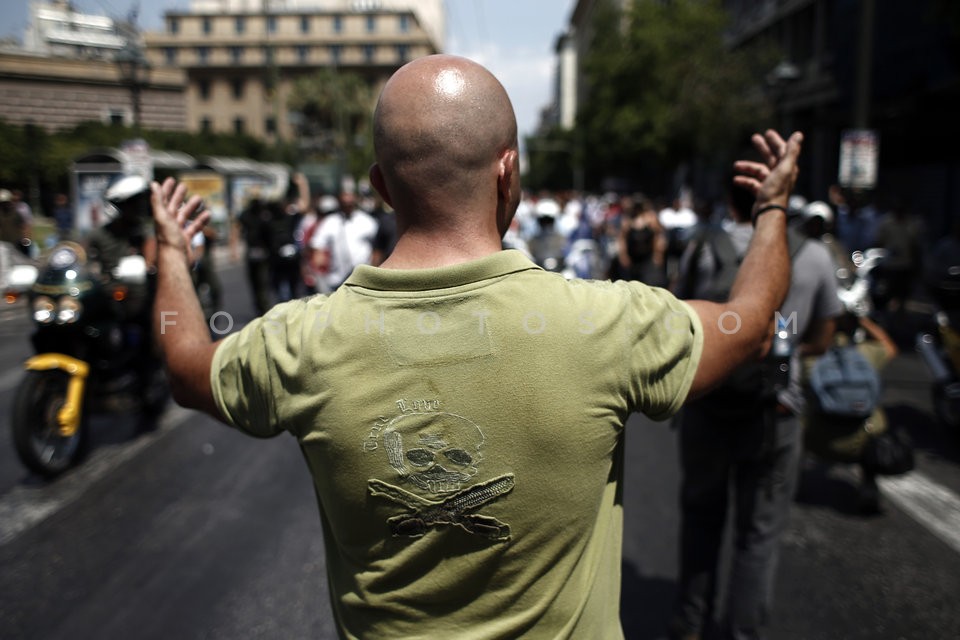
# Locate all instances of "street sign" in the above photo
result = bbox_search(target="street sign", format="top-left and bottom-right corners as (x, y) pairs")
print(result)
(838, 129), (879, 190)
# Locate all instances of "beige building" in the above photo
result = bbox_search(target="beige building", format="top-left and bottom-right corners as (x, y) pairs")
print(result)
(0, 50), (186, 132)
(144, 0), (443, 142)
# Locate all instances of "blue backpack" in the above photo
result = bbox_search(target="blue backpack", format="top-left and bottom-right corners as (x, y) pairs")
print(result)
(808, 346), (882, 420)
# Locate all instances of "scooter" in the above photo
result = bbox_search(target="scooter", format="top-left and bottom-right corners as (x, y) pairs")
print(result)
(6, 241), (168, 478)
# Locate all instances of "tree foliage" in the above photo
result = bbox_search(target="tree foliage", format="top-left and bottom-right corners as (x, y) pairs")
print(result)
(574, 0), (776, 191)
(0, 119), (277, 214)
(524, 129), (580, 192)
(287, 69), (375, 183)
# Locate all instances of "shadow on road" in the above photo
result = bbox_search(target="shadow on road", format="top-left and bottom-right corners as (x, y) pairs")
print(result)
(794, 457), (869, 516)
(885, 402), (960, 465)
(12, 403), (172, 486)
(620, 559), (676, 639)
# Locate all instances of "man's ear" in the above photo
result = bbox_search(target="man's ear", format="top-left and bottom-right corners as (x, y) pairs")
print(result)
(497, 149), (518, 201)
(369, 163), (393, 208)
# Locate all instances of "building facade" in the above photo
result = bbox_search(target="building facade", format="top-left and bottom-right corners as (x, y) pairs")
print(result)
(22, 0), (128, 60)
(0, 51), (185, 132)
(724, 0), (960, 236)
(145, 0), (443, 142)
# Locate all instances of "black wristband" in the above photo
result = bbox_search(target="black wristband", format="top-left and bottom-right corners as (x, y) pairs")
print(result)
(752, 203), (787, 225)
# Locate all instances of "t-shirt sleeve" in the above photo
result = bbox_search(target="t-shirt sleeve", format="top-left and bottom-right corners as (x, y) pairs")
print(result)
(623, 284), (704, 421)
(210, 318), (283, 438)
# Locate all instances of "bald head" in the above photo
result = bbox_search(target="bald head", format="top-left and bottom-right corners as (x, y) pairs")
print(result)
(371, 55), (519, 226)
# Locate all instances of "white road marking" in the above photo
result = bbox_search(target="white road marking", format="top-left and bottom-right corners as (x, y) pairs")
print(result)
(880, 472), (960, 555)
(0, 404), (193, 546)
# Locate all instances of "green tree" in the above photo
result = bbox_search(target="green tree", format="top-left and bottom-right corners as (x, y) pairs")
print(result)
(287, 69), (375, 187)
(524, 129), (580, 192)
(0, 118), (278, 215)
(575, 0), (776, 192)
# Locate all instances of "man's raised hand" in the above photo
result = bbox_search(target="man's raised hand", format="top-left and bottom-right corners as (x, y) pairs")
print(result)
(732, 130), (803, 209)
(150, 177), (210, 264)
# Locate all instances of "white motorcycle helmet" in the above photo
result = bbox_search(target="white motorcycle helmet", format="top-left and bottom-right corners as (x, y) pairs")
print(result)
(103, 175), (150, 223)
(802, 200), (834, 225)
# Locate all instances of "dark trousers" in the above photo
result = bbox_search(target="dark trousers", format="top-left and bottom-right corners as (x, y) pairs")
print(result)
(246, 258), (272, 316)
(270, 256), (302, 304)
(670, 402), (802, 640)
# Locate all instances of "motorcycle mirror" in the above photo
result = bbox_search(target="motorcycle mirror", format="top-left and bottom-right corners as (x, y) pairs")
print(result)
(6, 264), (38, 292)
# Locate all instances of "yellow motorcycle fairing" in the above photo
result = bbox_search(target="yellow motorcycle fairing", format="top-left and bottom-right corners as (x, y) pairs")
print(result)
(24, 354), (90, 437)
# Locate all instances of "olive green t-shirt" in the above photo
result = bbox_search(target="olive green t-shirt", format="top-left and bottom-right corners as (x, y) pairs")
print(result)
(211, 250), (703, 639)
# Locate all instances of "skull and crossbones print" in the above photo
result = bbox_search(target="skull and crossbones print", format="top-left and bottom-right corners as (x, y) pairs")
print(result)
(368, 409), (514, 540)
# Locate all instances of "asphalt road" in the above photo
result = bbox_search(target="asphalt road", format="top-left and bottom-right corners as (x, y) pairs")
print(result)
(2, 255), (960, 639)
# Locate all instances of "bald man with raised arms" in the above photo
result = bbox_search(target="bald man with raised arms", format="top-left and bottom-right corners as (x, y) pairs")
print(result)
(151, 54), (802, 639)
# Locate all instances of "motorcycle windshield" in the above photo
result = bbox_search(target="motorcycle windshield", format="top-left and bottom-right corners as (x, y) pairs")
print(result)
(33, 242), (94, 293)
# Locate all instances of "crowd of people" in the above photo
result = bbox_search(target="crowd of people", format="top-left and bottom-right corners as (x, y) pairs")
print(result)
(234, 174), (398, 316)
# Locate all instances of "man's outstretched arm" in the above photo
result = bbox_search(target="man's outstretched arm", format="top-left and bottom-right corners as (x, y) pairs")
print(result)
(686, 130), (804, 398)
(151, 177), (225, 421)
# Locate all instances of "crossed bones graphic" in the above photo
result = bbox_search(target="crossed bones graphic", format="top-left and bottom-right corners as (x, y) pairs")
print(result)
(368, 474), (515, 541)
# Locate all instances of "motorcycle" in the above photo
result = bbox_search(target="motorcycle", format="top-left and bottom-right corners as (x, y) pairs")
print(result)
(915, 257), (960, 432)
(835, 246), (887, 317)
(6, 241), (169, 478)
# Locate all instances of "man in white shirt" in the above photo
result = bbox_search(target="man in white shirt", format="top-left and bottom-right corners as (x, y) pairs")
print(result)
(308, 190), (378, 291)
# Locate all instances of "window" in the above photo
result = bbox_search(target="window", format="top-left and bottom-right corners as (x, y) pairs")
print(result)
(333, 15), (342, 33)
(231, 46), (243, 64)
(267, 15), (277, 33)
(232, 78), (245, 99)
(263, 46), (274, 64)
(235, 16), (245, 34)
(366, 15), (376, 33)
(363, 44), (375, 63)
(107, 109), (126, 126)
(197, 46), (209, 64)
(398, 15), (409, 33)
(234, 117), (245, 135)
(300, 16), (310, 33)
(198, 79), (211, 100)
(330, 44), (342, 63)
(200, 117), (212, 133)
(265, 117), (277, 135)
(168, 18), (179, 34)
(164, 47), (177, 65)
(297, 45), (309, 64)
(396, 44), (408, 63)
(202, 17), (212, 34)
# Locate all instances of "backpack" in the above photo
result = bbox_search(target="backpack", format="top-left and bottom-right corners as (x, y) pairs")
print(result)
(808, 345), (882, 420)
(679, 225), (806, 413)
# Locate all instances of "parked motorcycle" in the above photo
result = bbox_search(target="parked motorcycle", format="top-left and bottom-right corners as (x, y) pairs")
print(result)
(6, 241), (168, 478)
(835, 247), (887, 317)
(915, 255), (960, 432)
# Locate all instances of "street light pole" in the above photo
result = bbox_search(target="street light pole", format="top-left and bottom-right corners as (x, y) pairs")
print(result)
(115, 30), (150, 131)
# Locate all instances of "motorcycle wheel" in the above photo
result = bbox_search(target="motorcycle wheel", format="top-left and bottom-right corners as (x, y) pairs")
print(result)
(933, 382), (960, 432)
(11, 370), (87, 478)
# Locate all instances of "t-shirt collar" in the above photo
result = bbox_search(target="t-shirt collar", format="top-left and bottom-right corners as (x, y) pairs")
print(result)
(345, 249), (539, 291)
